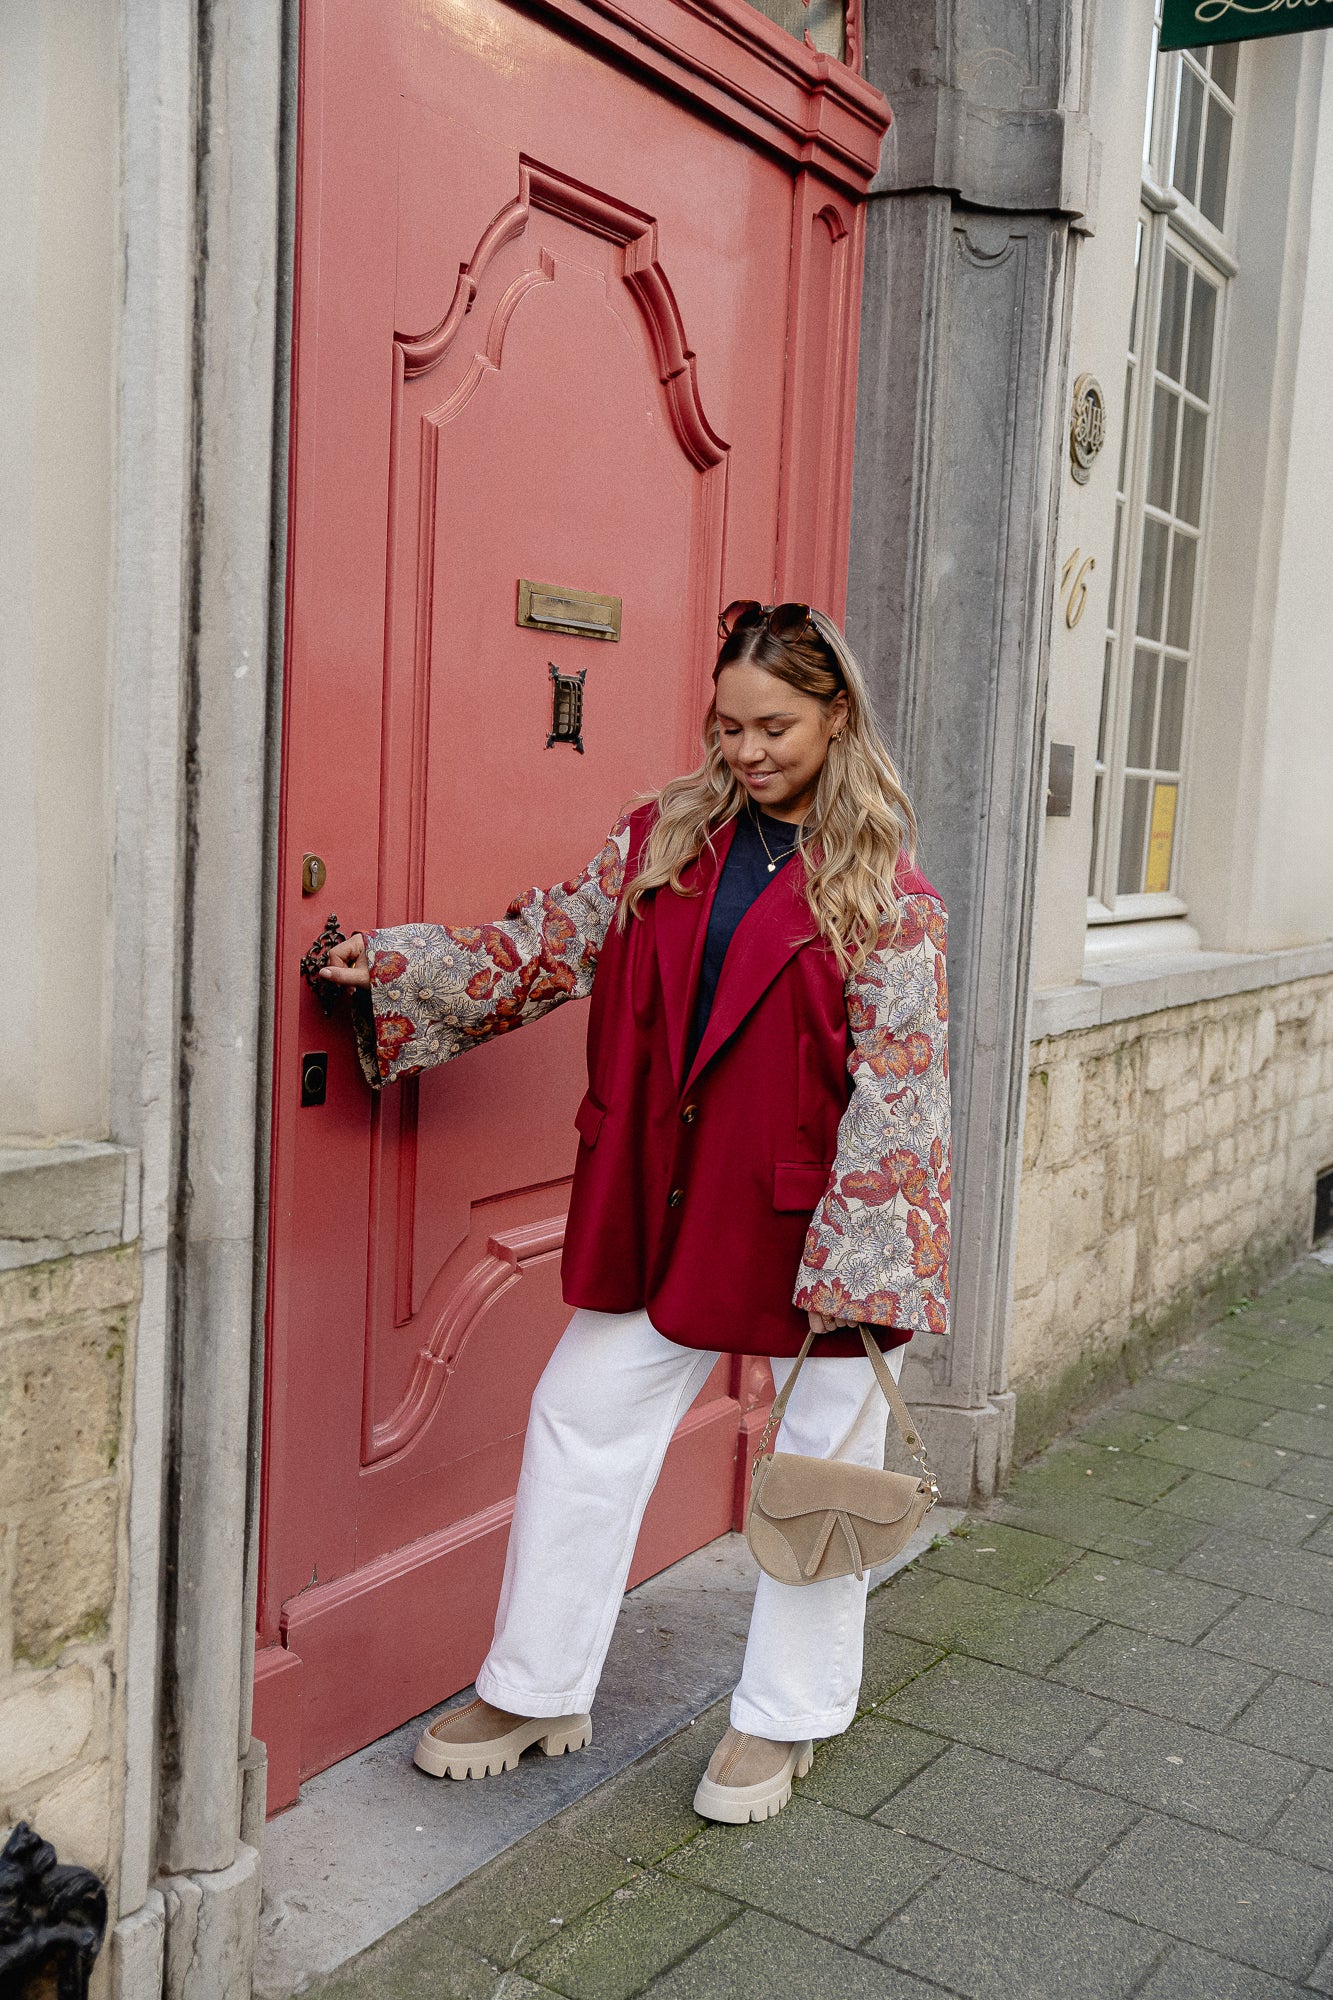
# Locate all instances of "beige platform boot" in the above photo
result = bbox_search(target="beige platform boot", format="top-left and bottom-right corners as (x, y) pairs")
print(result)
(413, 1697), (593, 1780)
(692, 1726), (814, 1823)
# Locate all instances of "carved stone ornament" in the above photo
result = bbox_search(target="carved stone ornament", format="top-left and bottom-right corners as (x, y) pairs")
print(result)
(1069, 372), (1107, 485)
(0, 1822), (108, 2000)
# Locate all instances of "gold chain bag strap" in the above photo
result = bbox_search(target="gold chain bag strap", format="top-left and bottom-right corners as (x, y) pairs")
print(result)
(745, 1326), (939, 1586)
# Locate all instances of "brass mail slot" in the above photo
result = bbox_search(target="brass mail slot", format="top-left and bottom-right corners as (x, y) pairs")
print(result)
(517, 579), (621, 641)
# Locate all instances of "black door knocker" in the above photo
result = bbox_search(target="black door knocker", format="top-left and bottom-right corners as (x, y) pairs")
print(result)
(300, 912), (348, 1016)
(547, 663), (586, 753)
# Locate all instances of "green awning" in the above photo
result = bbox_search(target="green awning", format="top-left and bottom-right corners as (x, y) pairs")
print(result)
(1160, 0), (1333, 50)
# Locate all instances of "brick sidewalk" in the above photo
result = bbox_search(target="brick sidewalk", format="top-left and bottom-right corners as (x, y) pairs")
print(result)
(306, 1260), (1333, 2000)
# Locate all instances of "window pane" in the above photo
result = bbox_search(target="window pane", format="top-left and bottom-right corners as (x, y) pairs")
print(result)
(1167, 533), (1197, 649)
(1200, 100), (1232, 228)
(1128, 220), (1145, 354)
(1186, 275), (1218, 399)
(1144, 781), (1180, 893)
(1109, 502), (1123, 615)
(1137, 516), (1170, 638)
(1177, 402), (1208, 525)
(1148, 385), (1179, 512)
(1119, 363), (1135, 488)
(1097, 641), (1113, 763)
(1157, 251), (1189, 381)
(1173, 63), (1205, 203)
(1211, 38), (1239, 101)
(1128, 648), (1158, 768)
(1118, 775), (1152, 894)
(744, 0), (844, 57)
(1092, 637), (1114, 899)
(1158, 656), (1187, 769)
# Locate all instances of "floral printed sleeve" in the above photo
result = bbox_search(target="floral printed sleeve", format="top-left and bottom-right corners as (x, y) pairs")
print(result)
(793, 894), (951, 1338)
(351, 813), (633, 1088)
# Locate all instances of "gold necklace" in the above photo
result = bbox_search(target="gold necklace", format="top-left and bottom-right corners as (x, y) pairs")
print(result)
(752, 807), (801, 874)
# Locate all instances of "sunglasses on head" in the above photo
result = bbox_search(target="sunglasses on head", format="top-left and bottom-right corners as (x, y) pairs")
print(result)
(717, 600), (818, 644)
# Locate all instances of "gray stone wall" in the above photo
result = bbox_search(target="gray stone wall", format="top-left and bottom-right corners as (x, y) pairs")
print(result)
(0, 1233), (139, 1989)
(1014, 973), (1333, 1437)
(849, 0), (1095, 1498)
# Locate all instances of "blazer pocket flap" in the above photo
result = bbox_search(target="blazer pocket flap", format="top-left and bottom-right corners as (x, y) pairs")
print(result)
(574, 1092), (606, 1148)
(755, 1454), (923, 1526)
(773, 1161), (833, 1211)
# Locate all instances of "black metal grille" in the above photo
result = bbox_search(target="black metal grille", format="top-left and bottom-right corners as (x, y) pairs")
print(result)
(1315, 1166), (1333, 1243)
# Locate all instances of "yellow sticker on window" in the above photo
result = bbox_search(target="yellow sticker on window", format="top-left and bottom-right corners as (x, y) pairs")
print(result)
(1144, 782), (1178, 893)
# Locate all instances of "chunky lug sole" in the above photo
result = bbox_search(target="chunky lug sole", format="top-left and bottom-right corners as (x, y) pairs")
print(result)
(413, 1710), (592, 1781)
(692, 1740), (813, 1824)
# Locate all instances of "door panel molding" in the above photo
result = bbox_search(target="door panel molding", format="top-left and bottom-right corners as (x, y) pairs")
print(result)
(397, 157), (729, 461)
(506, 0), (888, 192)
(367, 1215), (565, 1464)
(776, 186), (863, 611)
(379, 155), (733, 936)
(364, 157), (737, 1458)
(431, 251), (558, 427)
(389, 158), (731, 873)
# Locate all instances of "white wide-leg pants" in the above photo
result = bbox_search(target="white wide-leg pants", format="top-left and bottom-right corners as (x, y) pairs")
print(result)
(475, 1305), (905, 1742)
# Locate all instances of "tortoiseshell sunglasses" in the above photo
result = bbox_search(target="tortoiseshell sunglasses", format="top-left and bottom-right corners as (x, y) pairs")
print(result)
(716, 599), (818, 644)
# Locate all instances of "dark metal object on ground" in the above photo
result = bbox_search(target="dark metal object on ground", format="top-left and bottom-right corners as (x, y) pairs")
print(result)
(0, 1823), (107, 2000)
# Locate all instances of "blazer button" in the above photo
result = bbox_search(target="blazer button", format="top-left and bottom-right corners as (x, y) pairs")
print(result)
(668, 1187), (685, 1208)
(680, 1103), (698, 1124)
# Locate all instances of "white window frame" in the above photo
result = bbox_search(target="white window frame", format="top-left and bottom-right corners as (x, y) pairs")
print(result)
(1087, 22), (1243, 927)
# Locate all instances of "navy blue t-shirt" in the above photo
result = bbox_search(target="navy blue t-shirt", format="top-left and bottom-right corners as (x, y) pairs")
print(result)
(685, 808), (801, 1072)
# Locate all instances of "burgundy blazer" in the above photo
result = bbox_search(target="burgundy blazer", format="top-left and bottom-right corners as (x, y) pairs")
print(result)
(359, 803), (951, 1359)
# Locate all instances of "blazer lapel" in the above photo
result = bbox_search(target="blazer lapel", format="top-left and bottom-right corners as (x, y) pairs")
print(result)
(682, 856), (819, 1093)
(652, 818), (737, 1085)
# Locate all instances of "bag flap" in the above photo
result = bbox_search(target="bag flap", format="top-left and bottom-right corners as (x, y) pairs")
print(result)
(753, 1451), (924, 1526)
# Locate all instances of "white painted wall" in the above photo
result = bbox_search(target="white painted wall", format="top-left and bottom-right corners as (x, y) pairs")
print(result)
(1246, 57), (1333, 948)
(1030, 4), (1156, 990)
(1188, 31), (1332, 954)
(1032, 16), (1333, 986)
(0, 2), (121, 1142)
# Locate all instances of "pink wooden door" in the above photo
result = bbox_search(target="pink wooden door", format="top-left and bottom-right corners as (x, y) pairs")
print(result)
(255, 0), (886, 1811)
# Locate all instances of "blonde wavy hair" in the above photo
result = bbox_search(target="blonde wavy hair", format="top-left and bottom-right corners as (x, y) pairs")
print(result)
(620, 607), (918, 975)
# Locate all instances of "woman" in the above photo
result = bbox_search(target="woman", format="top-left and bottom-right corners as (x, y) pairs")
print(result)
(320, 601), (950, 1825)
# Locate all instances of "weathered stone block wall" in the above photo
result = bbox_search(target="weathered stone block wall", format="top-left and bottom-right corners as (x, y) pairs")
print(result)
(1012, 973), (1333, 1433)
(0, 1244), (138, 1933)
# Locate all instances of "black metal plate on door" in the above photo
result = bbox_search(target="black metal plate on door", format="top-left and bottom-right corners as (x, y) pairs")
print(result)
(301, 1052), (328, 1107)
(547, 664), (587, 753)
(1046, 742), (1075, 817)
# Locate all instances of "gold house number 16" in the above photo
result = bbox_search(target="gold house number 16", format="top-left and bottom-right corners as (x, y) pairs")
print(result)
(1060, 548), (1096, 629)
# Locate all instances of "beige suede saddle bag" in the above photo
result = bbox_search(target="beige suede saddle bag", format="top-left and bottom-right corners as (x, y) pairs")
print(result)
(745, 1325), (939, 1586)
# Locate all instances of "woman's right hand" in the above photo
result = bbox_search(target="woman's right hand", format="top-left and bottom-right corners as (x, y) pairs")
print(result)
(319, 933), (370, 990)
